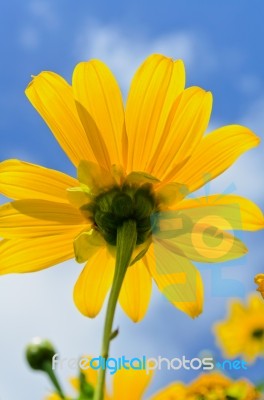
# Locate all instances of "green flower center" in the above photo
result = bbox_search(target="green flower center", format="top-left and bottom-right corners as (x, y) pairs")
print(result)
(252, 328), (264, 340)
(82, 183), (158, 245)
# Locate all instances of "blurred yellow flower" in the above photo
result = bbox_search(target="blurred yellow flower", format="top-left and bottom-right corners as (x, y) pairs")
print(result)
(151, 382), (187, 400)
(0, 54), (263, 321)
(45, 361), (152, 400)
(152, 372), (259, 400)
(45, 395), (69, 400)
(255, 274), (264, 299)
(214, 294), (264, 362)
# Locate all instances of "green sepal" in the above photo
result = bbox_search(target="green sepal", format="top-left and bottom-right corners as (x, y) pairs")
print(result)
(130, 245), (149, 266)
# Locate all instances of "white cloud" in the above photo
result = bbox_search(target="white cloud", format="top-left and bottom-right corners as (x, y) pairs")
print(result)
(75, 22), (213, 94)
(18, 27), (40, 50)
(242, 96), (264, 134)
(238, 74), (263, 96)
(28, 1), (59, 29)
(18, 1), (59, 50)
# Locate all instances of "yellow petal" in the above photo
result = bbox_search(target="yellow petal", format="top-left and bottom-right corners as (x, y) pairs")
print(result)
(0, 233), (76, 274)
(45, 395), (71, 400)
(155, 182), (189, 207)
(25, 72), (97, 167)
(112, 367), (153, 400)
(148, 87), (213, 179)
(145, 244), (203, 318)
(126, 54), (185, 172)
(150, 383), (187, 400)
(155, 228), (247, 264)
(167, 125), (260, 191)
(0, 159), (77, 202)
(78, 161), (115, 196)
(74, 229), (105, 263)
(45, 394), (73, 400)
(73, 60), (125, 169)
(69, 376), (80, 391)
(125, 171), (160, 186)
(67, 187), (91, 208)
(154, 210), (248, 263)
(0, 200), (88, 238)
(173, 195), (264, 231)
(44, 394), (62, 400)
(119, 260), (152, 322)
(73, 248), (114, 317)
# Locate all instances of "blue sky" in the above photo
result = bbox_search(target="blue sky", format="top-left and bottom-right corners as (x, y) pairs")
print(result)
(0, 1), (264, 399)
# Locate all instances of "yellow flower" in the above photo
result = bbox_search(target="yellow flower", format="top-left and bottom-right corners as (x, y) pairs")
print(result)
(0, 54), (263, 321)
(214, 294), (264, 362)
(255, 274), (264, 299)
(152, 372), (260, 400)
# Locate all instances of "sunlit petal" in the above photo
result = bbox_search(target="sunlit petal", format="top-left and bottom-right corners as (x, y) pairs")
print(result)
(126, 54), (185, 171)
(25, 72), (96, 166)
(0, 200), (88, 239)
(167, 125), (260, 191)
(73, 248), (115, 317)
(119, 260), (152, 322)
(0, 159), (77, 202)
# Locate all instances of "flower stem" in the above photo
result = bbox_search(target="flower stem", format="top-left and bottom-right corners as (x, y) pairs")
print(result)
(94, 219), (137, 400)
(42, 361), (66, 399)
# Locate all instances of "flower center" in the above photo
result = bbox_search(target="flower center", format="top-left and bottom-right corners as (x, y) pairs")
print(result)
(252, 328), (264, 340)
(82, 183), (158, 245)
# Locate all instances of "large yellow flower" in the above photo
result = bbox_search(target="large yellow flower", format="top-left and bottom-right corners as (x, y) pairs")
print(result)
(214, 294), (264, 362)
(0, 54), (263, 321)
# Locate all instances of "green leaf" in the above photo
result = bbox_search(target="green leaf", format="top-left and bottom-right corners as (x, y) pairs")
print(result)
(77, 371), (94, 400)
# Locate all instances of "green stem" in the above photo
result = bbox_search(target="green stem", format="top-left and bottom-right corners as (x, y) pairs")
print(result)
(43, 361), (66, 399)
(94, 220), (137, 400)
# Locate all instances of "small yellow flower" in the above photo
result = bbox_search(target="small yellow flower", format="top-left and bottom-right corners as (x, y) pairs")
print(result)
(0, 54), (263, 321)
(214, 294), (264, 362)
(255, 274), (264, 299)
